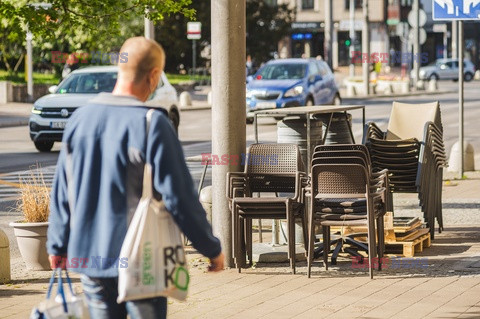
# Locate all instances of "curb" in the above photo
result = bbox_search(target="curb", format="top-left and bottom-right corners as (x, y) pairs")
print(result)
(0, 118), (28, 128)
(342, 90), (456, 100)
(180, 105), (211, 112)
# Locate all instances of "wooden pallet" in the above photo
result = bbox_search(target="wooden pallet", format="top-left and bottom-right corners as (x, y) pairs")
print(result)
(385, 228), (431, 257)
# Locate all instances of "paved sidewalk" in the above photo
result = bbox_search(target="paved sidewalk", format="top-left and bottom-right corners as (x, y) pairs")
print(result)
(1, 171), (479, 318)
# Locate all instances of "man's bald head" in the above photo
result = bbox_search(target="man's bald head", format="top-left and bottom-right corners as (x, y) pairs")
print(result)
(118, 37), (165, 83)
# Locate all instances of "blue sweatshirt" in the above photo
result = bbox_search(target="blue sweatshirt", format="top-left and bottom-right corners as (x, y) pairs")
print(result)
(47, 93), (221, 277)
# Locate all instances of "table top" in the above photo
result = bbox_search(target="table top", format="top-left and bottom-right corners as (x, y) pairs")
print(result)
(253, 104), (365, 116)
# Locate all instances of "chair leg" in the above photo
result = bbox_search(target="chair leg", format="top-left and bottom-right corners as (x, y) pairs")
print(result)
(307, 205), (315, 278)
(239, 216), (246, 271)
(367, 200), (376, 279)
(376, 216), (385, 271)
(301, 214), (308, 257)
(322, 226), (329, 270)
(331, 240), (343, 266)
(232, 204), (239, 271)
(288, 205), (296, 274)
(246, 218), (253, 266)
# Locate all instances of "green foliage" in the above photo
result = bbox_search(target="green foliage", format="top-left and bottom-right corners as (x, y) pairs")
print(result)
(0, 69), (60, 84)
(0, 0), (194, 75)
(246, 0), (295, 65)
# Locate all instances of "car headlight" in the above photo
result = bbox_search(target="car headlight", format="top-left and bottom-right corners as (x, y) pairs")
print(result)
(31, 106), (42, 114)
(284, 86), (304, 98)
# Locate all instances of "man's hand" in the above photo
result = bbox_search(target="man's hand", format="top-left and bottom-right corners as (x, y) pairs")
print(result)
(49, 255), (67, 270)
(208, 252), (225, 272)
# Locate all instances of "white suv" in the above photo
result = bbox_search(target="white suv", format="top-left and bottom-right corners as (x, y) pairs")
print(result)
(29, 66), (179, 152)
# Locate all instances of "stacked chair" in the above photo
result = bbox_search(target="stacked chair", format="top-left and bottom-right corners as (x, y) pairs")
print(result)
(226, 143), (308, 274)
(306, 144), (389, 279)
(363, 101), (447, 239)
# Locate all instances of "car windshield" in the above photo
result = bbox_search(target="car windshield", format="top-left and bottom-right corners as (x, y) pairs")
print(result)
(56, 72), (118, 94)
(256, 63), (307, 80)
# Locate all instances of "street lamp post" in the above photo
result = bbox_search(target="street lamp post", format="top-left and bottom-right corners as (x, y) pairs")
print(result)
(362, 0), (369, 95)
(25, 2), (52, 102)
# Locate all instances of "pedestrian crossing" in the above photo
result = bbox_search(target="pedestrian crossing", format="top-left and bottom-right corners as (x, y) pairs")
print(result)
(0, 142), (215, 208)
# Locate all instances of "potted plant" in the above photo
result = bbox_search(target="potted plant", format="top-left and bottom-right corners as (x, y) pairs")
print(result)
(10, 167), (50, 270)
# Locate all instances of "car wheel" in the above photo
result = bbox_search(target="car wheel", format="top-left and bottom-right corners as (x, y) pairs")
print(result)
(332, 94), (341, 105)
(34, 141), (54, 152)
(464, 72), (474, 82)
(428, 74), (439, 81)
(168, 110), (179, 134)
(305, 97), (314, 107)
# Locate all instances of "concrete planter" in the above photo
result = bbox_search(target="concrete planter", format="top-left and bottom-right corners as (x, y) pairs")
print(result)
(9, 221), (50, 271)
(344, 79), (376, 96)
(375, 80), (410, 94)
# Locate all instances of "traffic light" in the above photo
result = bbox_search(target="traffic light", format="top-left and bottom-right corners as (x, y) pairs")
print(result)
(345, 39), (351, 47)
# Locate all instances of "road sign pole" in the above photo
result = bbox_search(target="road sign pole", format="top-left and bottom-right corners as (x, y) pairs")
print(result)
(458, 20), (464, 179)
(349, 0), (355, 77)
(362, 0), (369, 95)
(413, 0), (420, 89)
(192, 39), (197, 75)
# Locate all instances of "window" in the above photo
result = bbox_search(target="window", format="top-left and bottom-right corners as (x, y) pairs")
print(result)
(308, 62), (320, 77)
(257, 63), (307, 80)
(302, 0), (314, 10)
(57, 72), (118, 94)
(345, 0), (362, 10)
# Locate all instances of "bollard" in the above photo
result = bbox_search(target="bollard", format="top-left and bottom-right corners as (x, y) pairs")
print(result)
(199, 186), (212, 224)
(179, 91), (192, 108)
(346, 84), (356, 97)
(0, 229), (11, 283)
(428, 79), (438, 92)
(447, 141), (475, 172)
(416, 80), (425, 90)
(475, 70), (480, 80)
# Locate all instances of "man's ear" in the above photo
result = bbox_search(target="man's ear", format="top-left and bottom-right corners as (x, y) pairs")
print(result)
(148, 67), (161, 91)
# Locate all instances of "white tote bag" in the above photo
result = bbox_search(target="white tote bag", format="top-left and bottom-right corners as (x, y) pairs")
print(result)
(117, 109), (189, 303)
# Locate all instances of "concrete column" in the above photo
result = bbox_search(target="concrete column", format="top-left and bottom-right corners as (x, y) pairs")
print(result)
(362, 0), (370, 95)
(332, 24), (339, 70)
(324, 0), (333, 68)
(211, 0), (246, 266)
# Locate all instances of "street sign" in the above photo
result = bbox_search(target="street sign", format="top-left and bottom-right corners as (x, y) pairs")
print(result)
(339, 20), (363, 31)
(408, 9), (427, 27)
(187, 22), (201, 40)
(433, 0), (480, 20)
(408, 28), (427, 45)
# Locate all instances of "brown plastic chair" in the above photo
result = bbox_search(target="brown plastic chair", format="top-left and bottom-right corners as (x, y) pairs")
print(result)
(226, 143), (307, 274)
(363, 101), (446, 239)
(307, 163), (386, 279)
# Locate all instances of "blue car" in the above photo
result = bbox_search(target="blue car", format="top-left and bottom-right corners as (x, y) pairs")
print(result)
(246, 58), (341, 122)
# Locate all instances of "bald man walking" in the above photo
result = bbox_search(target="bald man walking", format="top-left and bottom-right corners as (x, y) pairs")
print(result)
(47, 37), (224, 319)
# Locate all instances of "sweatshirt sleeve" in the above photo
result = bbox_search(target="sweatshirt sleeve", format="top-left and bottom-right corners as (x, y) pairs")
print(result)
(148, 112), (222, 259)
(47, 145), (71, 256)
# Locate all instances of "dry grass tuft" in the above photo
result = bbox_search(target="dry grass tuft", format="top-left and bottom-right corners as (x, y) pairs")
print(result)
(16, 165), (50, 223)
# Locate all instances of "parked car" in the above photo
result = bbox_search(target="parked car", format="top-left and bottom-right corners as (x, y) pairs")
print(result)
(246, 58), (341, 122)
(29, 65), (179, 152)
(411, 58), (475, 82)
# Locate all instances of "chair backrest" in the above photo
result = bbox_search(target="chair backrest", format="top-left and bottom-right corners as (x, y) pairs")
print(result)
(311, 156), (368, 169)
(311, 164), (368, 198)
(314, 144), (369, 154)
(245, 143), (303, 193)
(313, 150), (371, 166)
(386, 101), (440, 141)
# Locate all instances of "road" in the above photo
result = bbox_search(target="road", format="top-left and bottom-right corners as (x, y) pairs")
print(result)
(1, 80), (479, 210)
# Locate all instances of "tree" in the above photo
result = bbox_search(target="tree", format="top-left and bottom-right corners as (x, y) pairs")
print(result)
(0, 0), (194, 74)
(246, 0), (295, 66)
